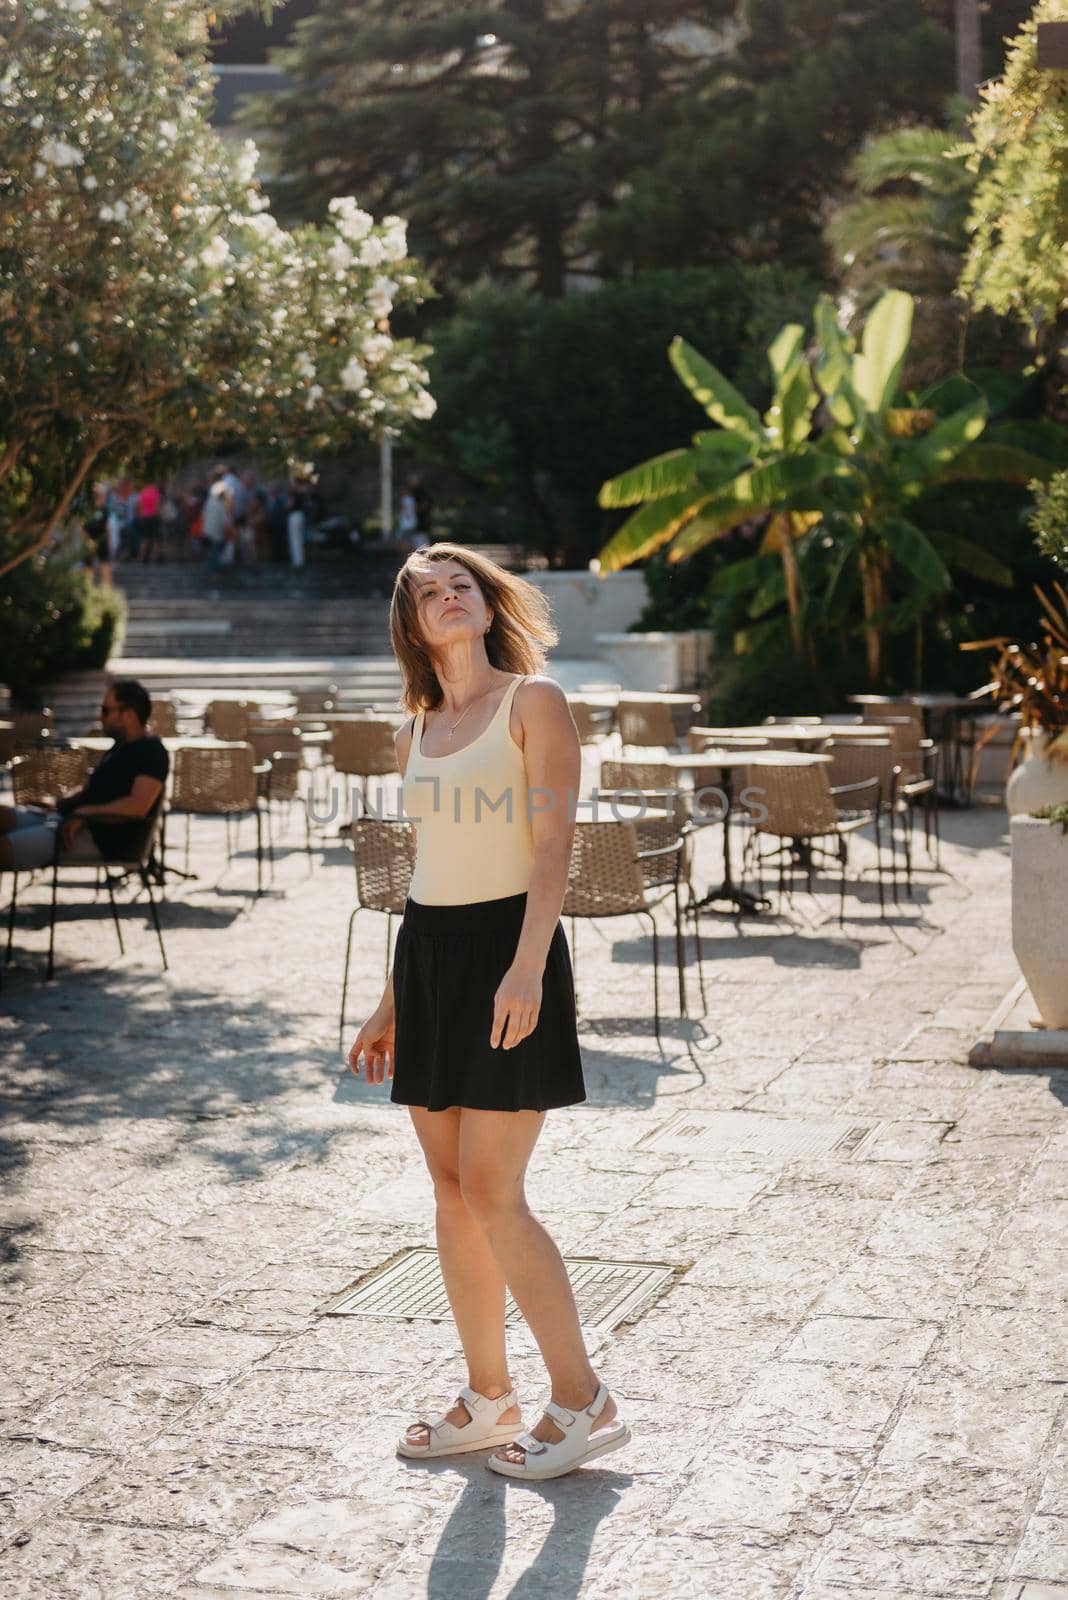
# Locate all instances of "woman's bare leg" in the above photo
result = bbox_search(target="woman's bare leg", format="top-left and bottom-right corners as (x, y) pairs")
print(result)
(403, 1106), (520, 1445)
(457, 1109), (618, 1463)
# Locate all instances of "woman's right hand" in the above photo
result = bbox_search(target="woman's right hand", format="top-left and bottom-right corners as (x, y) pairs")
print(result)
(348, 1005), (396, 1084)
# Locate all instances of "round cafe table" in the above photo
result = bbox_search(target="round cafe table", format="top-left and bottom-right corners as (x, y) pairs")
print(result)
(655, 749), (833, 915)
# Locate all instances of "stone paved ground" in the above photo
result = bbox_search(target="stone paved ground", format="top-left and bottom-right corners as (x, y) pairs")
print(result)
(1, 768), (1067, 1600)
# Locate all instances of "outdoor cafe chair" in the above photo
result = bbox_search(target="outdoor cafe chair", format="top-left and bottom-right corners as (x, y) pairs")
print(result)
(295, 687), (340, 718)
(563, 818), (692, 1048)
(11, 709), (54, 746)
(148, 698), (179, 738)
(566, 698), (613, 745)
(43, 811), (167, 981)
(245, 728), (310, 855)
(866, 714), (941, 868)
(12, 747), (90, 810)
(825, 737), (905, 902)
(165, 742), (271, 894)
(742, 759), (885, 923)
(338, 817), (415, 1042)
(616, 696), (686, 752)
(327, 717), (398, 804)
(204, 699), (259, 742)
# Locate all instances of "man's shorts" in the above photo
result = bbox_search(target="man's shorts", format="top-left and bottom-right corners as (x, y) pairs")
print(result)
(5, 808), (104, 871)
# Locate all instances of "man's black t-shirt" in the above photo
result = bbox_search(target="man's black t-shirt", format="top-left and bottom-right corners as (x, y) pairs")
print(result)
(57, 735), (169, 861)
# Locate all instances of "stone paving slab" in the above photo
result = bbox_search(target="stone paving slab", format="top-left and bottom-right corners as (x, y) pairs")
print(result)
(2, 798), (1068, 1596)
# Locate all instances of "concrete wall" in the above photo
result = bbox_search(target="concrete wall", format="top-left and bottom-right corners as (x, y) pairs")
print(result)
(526, 570), (646, 657)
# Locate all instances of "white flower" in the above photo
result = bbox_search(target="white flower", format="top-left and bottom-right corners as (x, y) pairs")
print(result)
(235, 139), (259, 184)
(66, 339), (81, 355)
(362, 333), (393, 365)
(39, 136), (84, 168)
(82, 173), (98, 190)
(305, 384), (324, 409)
(357, 234), (387, 268)
(328, 237), (354, 274)
(367, 275), (397, 319)
(200, 235), (230, 269)
(410, 390), (437, 421)
(245, 212), (280, 240)
(329, 196), (374, 244)
(380, 215), (408, 261)
(340, 356), (366, 392)
(99, 199), (128, 222)
(159, 120), (177, 142)
(294, 351), (316, 379)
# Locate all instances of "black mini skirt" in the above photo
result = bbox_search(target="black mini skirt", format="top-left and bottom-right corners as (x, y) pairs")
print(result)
(390, 891), (586, 1113)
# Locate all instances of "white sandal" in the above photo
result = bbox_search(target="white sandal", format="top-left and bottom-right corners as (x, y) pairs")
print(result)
(485, 1384), (630, 1480)
(397, 1384), (522, 1459)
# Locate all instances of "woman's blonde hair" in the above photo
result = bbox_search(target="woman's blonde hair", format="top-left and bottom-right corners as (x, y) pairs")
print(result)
(390, 542), (558, 713)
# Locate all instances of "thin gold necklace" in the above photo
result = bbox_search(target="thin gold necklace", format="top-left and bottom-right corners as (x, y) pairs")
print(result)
(438, 682), (498, 739)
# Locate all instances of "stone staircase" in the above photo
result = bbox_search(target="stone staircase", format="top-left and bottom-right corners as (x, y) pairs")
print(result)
(112, 555), (396, 659)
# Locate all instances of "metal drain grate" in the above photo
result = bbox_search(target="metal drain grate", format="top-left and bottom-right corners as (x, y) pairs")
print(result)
(325, 1249), (677, 1330)
(639, 1110), (881, 1160)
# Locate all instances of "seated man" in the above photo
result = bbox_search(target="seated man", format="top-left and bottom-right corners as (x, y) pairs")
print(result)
(0, 680), (169, 872)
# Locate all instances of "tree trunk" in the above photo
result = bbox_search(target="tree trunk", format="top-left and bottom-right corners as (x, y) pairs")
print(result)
(859, 553), (886, 685)
(0, 439), (107, 581)
(769, 512), (806, 662)
(955, 0), (981, 101)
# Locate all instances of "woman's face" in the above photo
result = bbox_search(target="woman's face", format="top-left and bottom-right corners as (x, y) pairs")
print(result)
(411, 562), (493, 653)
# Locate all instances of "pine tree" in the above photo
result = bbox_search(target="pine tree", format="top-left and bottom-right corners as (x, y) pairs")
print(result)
(246, 0), (735, 296)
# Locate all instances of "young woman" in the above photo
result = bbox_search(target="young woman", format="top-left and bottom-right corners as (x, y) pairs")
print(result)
(348, 543), (630, 1481)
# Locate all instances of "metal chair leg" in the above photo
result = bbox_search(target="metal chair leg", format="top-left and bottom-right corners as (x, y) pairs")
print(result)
(254, 807), (263, 896)
(47, 859), (59, 980)
(338, 904), (359, 1043)
(139, 865), (168, 971)
(105, 872), (126, 956)
(6, 871), (17, 962)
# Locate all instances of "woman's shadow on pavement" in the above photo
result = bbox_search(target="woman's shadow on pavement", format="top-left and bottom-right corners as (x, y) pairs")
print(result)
(414, 1458), (632, 1599)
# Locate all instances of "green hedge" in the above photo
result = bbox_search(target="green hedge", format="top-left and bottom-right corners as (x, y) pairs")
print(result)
(0, 555), (126, 708)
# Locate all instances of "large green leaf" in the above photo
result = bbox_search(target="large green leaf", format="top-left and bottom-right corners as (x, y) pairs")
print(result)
(595, 489), (708, 572)
(766, 355), (818, 450)
(980, 419), (1068, 468)
(767, 323), (806, 387)
(666, 495), (757, 563)
(669, 337), (765, 446)
(707, 553), (778, 598)
(877, 515), (951, 592)
(598, 448), (706, 509)
(691, 430), (757, 457)
(903, 395), (988, 479)
(928, 442), (1056, 486)
(936, 533), (1013, 586)
(713, 449), (844, 511)
(813, 295), (864, 428)
(748, 566), (788, 618)
(853, 289), (913, 413)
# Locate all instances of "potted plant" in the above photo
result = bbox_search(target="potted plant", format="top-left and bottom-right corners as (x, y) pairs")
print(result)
(961, 583), (1068, 815)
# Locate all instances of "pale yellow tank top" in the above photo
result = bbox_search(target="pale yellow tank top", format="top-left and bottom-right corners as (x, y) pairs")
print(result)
(402, 674), (534, 905)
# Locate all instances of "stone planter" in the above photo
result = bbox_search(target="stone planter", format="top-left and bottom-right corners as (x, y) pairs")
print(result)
(1011, 815), (1068, 1030)
(1006, 729), (1068, 815)
(593, 630), (711, 692)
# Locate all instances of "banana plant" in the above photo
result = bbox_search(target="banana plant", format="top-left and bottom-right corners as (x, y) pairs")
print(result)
(598, 287), (1062, 685)
(809, 289), (1062, 683)
(596, 322), (840, 661)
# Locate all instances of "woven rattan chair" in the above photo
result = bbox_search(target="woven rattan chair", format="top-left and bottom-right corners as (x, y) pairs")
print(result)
(599, 760), (706, 1016)
(44, 811), (167, 980)
(616, 697), (683, 752)
(165, 742), (270, 894)
(148, 699), (178, 738)
(867, 714), (941, 868)
(339, 818), (416, 1041)
(687, 728), (772, 754)
(246, 728), (309, 854)
(328, 717), (398, 804)
(12, 748), (90, 809)
(563, 818), (690, 1047)
(566, 698), (613, 745)
(205, 699), (259, 742)
(744, 760), (884, 921)
(826, 738), (904, 902)
(295, 688), (339, 717)
(11, 709), (55, 745)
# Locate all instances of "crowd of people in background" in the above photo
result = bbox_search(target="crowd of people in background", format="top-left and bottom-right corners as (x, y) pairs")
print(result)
(77, 468), (322, 582)
(77, 467), (435, 585)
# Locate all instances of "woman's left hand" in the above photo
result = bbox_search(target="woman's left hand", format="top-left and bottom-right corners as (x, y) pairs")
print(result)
(491, 962), (543, 1050)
